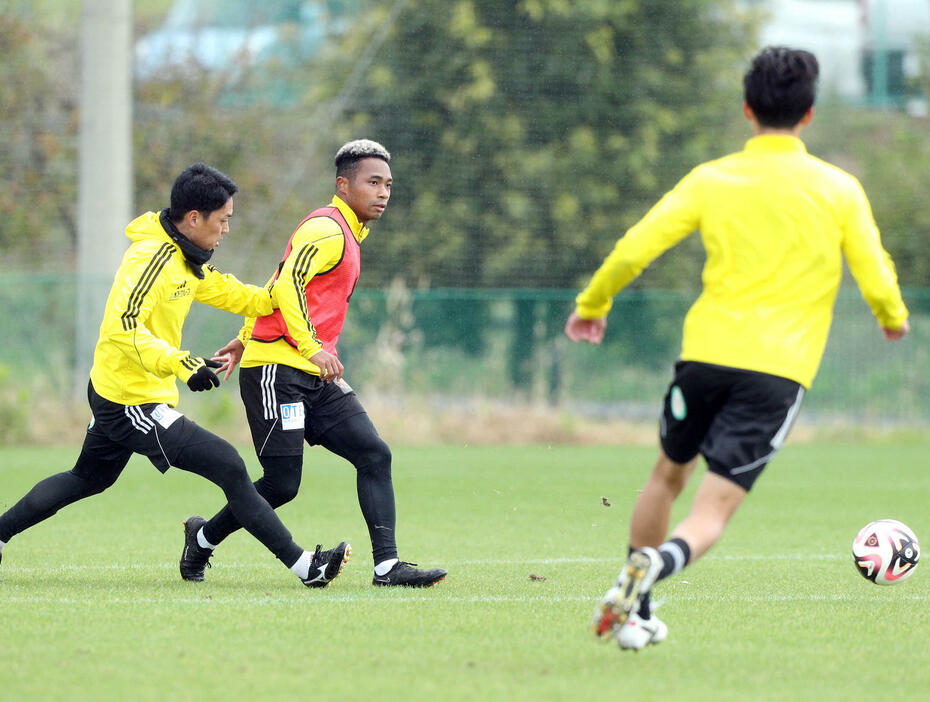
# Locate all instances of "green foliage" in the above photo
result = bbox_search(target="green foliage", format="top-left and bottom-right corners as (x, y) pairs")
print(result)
(0, 10), (78, 263)
(804, 105), (930, 289)
(330, 0), (756, 289)
(132, 64), (334, 281)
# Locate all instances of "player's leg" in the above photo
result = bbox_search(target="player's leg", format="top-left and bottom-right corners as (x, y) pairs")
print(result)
(169, 419), (347, 587)
(0, 385), (135, 570)
(0, 434), (129, 561)
(179, 364), (348, 584)
(604, 366), (805, 649)
(593, 361), (722, 644)
(315, 408), (446, 588)
(629, 451), (699, 549)
(670, 471), (748, 560)
(195, 455), (303, 546)
(317, 413), (396, 561)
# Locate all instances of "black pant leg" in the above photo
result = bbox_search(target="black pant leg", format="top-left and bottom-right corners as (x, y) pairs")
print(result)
(202, 454), (303, 546)
(0, 433), (129, 543)
(170, 423), (303, 568)
(318, 413), (398, 564)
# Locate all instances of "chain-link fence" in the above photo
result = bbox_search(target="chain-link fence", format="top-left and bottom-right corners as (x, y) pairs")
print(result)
(2, 274), (927, 444)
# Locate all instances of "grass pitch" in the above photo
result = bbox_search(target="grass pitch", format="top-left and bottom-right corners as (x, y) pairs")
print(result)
(1, 442), (929, 701)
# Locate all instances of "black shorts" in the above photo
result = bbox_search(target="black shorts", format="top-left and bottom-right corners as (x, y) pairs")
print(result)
(239, 364), (367, 456)
(84, 381), (201, 473)
(660, 361), (805, 491)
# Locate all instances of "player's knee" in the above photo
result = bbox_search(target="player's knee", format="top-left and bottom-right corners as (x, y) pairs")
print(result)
(256, 474), (301, 508)
(210, 444), (251, 490)
(653, 452), (696, 495)
(70, 461), (121, 495)
(355, 439), (392, 480)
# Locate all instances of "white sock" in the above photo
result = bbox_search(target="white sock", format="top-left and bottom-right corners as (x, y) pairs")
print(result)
(289, 550), (314, 580)
(0, 539), (6, 552)
(374, 558), (398, 576)
(196, 528), (216, 550)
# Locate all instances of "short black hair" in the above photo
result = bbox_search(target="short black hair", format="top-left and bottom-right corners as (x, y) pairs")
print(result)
(169, 163), (238, 222)
(334, 139), (390, 179)
(743, 46), (819, 128)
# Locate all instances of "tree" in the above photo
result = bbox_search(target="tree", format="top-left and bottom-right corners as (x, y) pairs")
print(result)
(0, 10), (78, 268)
(331, 0), (757, 291)
(321, 0), (757, 385)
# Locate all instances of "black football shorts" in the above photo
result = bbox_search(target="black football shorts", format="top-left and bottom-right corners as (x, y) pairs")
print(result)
(239, 364), (367, 456)
(84, 380), (202, 473)
(659, 361), (805, 491)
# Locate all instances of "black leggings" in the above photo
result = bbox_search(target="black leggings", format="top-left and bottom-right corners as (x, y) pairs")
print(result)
(0, 425), (304, 568)
(203, 412), (398, 564)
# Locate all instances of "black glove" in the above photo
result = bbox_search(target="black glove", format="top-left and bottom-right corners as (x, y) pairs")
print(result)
(186, 359), (223, 392)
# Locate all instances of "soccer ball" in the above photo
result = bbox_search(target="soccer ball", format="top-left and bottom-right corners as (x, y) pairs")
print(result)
(852, 519), (920, 585)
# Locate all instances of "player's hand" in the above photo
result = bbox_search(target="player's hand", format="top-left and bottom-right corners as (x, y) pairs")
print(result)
(309, 349), (344, 382)
(882, 319), (909, 341)
(187, 359), (223, 392)
(565, 312), (607, 344)
(212, 338), (245, 381)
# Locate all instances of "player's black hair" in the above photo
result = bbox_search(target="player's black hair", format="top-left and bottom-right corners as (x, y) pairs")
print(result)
(334, 139), (391, 179)
(743, 46), (819, 128)
(168, 163), (238, 222)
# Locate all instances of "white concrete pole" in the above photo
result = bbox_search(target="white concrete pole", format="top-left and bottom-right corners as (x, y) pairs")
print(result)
(76, 0), (133, 391)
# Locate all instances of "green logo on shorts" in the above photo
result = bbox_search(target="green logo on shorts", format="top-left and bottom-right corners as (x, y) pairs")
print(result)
(670, 385), (687, 420)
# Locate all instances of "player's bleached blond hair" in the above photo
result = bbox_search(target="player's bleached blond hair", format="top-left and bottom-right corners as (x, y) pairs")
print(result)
(334, 139), (391, 177)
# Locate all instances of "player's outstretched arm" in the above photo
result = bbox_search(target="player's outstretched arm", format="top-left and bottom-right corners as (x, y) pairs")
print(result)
(565, 313), (607, 345)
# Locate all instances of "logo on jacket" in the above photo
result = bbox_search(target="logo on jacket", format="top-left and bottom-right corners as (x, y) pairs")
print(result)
(169, 280), (191, 300)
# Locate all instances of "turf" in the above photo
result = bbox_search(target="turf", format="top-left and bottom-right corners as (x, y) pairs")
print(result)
(1, 443), (928, 701)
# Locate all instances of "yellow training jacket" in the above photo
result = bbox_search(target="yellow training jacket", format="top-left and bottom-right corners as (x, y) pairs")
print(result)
(575, 135), (908, 388)
(89, 211), (276, 406)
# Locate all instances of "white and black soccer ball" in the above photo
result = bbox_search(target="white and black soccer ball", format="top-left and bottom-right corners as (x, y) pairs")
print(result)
(852, 519), (920, 585)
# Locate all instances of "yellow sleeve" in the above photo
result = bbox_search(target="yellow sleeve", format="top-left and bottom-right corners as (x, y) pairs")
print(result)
(194, 264), (276, 317)
(237, 271), (276, 346)
(100, 242), (206, 384)
(270, 218), (346, 359)
(841, 179), (909, 329)
(575, 173), (701, 319)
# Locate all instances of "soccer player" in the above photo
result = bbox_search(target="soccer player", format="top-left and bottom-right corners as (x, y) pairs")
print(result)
(179, 140), (446, 588)
(565, 47), (910, 650)
(0, 164), (349, 589)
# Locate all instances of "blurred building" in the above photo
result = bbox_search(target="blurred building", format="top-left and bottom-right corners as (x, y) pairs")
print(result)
(751, 0), (930, 111)
(134, 0), (356, 79)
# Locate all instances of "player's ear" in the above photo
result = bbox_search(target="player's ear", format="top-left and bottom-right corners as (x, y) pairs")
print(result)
(799, 107), (814, 126)
(336, 175), (349, 197)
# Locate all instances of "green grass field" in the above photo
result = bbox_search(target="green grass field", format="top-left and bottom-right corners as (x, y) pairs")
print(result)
(1, 442), (929, 701)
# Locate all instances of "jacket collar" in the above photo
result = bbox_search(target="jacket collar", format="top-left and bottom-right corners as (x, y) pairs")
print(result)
(159, 209), (213, 279)
(331, 196), (370, 244)
(744, 134), (807, 154)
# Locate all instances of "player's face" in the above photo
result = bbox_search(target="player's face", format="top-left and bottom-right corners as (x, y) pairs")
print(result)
(338, 158), (392, 224)
(187, 197), (233, 251)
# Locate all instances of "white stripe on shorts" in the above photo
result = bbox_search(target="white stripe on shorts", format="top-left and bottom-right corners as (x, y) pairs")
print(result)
(730, 386), (805, 476)
(261, 364), (278, 420)
(124, 405), (153, 434)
